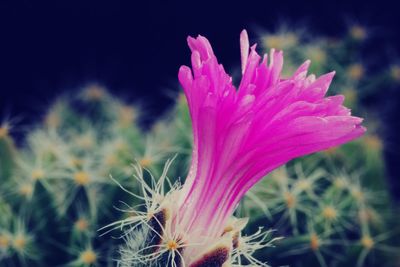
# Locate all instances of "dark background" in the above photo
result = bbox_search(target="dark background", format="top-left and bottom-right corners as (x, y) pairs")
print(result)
(1, 0), (400, 199)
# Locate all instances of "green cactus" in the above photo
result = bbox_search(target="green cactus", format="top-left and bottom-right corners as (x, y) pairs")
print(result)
(1, 22), (399, 267)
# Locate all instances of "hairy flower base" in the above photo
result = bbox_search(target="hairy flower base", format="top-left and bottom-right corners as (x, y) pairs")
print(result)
(119, 202), (273, 267)
(108, 163), (277, 267)
(120, 208), (231, 267)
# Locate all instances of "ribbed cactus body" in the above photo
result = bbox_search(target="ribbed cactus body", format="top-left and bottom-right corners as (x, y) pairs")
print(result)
(1, 22), (399, 266)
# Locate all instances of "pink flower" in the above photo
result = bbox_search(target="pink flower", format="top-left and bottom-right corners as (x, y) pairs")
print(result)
(176, 30), (365, 245)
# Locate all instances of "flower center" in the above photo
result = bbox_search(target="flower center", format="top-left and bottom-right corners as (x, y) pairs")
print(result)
(84, 85), (105, 101)
(350, 26), (366, 40)
(364, 135), (382, 151)
(0, 126), (9, 138)
(310, 233), (320, 251)
(118, 106), (136, 126)
(0, 235), (10, 248)
(13, 236), (26, 250)
(322, 206), (338, 220)
(19, 184), (33, 197)
(139, 157), (153, 168)
(166, 240), (179, 251)
(75, 218), (89, 231)
(391, 65), (400, 81)
(350, 188), (364, 202)
(333, 178), (347, 188)
(74, 171), (90, 186)
(348, 64), (364, 80)
(361, 236), (374, 249)
(80, 249), (97, 264)
(284, 192), (296, 209)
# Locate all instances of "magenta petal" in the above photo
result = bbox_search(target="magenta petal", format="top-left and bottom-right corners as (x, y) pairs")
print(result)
(176, 30), (366, 242)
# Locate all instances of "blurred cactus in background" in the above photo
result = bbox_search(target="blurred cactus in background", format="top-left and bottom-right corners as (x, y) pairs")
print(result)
(245, 23), (400, 266)
(1, 23), (400, 267)
(0, 85), (143, 267)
